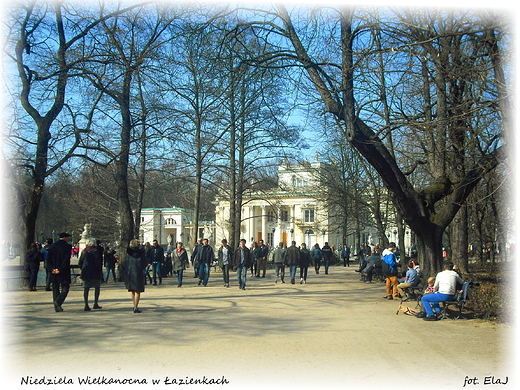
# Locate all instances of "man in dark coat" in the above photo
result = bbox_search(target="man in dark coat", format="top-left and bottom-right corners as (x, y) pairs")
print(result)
(321, 242), (333, 275)
(47, 232), (73, 312)
(340, 244), (351, 267)
(255, 239), (269, 278)
(197, 238), (214, 287)
(233, 239), (251, 290)
(286, 241), (300, 284)
(149, 239), (164, 285)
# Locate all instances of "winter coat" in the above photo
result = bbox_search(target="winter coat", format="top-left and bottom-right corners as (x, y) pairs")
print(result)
(233, 246), (252, 268)
(78, 246), (103, 281)
(273, 247), (287, 264)
(286, 245), (300, 266)
(299, 248), (311, 267)
(121, 247), (148, 292)
(321, 245), (333, 261)
(381, 248), (398, 276)
(311, 248), (322, 261)
(172, 248), (189, 272)
(104, 249), (117, 268)
(47, 239), (73, 284)
(25, 250), (43, 272)
(197, 244), (215, 264)
(149, 245), (165, 263)
(217, 245), (234, 267)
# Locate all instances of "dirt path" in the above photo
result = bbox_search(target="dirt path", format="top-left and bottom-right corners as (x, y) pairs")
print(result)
(2, 265), (513, 389)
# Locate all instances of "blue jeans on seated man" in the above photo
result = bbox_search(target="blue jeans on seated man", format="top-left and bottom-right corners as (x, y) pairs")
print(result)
(421, 293), (453, 317)
(198, 263), (210, 286)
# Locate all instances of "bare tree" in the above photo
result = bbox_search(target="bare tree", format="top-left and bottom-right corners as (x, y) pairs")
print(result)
(3, 1), (147, 252)
(249, 5), (510, 275)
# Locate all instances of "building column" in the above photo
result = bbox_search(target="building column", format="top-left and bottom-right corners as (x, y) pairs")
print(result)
(291, 204), (296, 243)
(261, 205), (267, 242)
(276, 207), (282, 245)
(248, 206), (254, 243)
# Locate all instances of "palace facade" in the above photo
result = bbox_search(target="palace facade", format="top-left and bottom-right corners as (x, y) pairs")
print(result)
(213, 160), (346, 248)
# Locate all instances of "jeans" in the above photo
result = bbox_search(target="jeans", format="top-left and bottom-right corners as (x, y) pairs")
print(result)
(222, 264), (230, 284)
(300, 266), (308, 281)
(314, 259), (321, 274)
(324, 259), (330, 274)
(289, 265), (297, 282)
(198, 263), (209, 286)
(144, 265), (152, 284)
(236, 265), (248, 288)
(152, 262), (162, 284)
(105, 265), (116, 282)
(177, 269), (184, 286)
(274, 263), (285, 282)
(422, 293), (453, 316)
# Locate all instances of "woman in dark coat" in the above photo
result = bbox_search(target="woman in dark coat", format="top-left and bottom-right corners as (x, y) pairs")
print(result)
(25, 243), (43, 291)
(121, 239), (147, 313)
(299, 243), (311, 284)
(172, 242), (189, 287)
(78, 237), (103, 311)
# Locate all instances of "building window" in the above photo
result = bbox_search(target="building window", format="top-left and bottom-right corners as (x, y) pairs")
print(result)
(165, 218), (176, 225)
(304, 209), (315, 223)
(281, 210), (289, 222)
(268, 211), (275, 222)
(292, 176), (308, 187)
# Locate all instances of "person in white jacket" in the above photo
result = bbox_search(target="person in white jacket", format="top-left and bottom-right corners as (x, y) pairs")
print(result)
(421, 261), (463, 321)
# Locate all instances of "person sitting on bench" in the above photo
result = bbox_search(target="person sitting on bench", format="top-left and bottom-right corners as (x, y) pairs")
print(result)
(420, 261), (463, 321)
(397, 260), (419, 299)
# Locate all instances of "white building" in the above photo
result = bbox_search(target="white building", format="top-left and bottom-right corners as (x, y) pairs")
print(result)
(213, 160), (345, 248)
(139, 207), (195, 247)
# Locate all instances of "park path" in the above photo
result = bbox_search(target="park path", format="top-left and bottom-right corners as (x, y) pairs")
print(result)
(1, 264), (513, 389)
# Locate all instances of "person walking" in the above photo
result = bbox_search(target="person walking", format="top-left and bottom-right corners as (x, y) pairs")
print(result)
(233, 239), (251, 290)
(250, 242), (258, 277)
(312, 244), (322, 274)
(149, 239), (164, 285)
(286, 241), (300, 284)
(299, 242), (311, 284)
(78, 237), (103, 311)
(103, 245), (117, 283)
(321, 242), (333, 274)
(42, 238), (53, 291)
(340, 244), (351, 267)
(191, 239), (202, 279)
(273, 242), (287, 283)
(172, 242), (188, 287)
(120, 239), (148, 313)
(25, 243), (43, 291)
(255, 239), (269, 278)
(197, 239), (214, 287)
(143, 242), (153, 285)
(217, 239), (234, 287)
(47, 232), (73, 312)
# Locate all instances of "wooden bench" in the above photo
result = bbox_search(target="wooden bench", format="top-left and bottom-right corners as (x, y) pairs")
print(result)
(1, 264), (82, 290)
(440, 282), (479, 320)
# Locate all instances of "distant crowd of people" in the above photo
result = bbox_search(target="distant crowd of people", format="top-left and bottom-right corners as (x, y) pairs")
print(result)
(25, 235), (466, 320)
